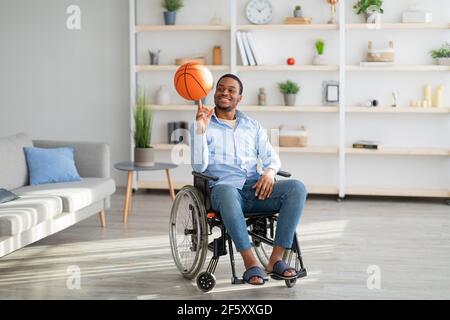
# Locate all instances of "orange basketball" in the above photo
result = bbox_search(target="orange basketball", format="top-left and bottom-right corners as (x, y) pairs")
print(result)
(174, 62), (214, 101)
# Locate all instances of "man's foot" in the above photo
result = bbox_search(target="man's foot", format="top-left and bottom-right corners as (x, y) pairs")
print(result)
(266, 260), (297, 279)
(243, 266), (267, 285)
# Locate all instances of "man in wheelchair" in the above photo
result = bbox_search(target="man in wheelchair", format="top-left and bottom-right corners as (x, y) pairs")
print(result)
(188, 74), (308, 286)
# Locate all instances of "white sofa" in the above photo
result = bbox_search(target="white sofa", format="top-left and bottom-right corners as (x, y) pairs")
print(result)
(0, 133), (116, 257)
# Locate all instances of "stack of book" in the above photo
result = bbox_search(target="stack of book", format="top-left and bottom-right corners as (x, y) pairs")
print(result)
(236, 31), (262, 66)
(352, 140), (382, 149)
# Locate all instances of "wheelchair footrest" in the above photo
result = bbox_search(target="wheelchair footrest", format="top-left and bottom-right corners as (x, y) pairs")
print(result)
(231, 277), (245, 285)
(297, 268), (307, 279)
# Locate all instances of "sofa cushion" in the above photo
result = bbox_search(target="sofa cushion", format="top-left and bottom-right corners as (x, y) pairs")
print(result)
(24, 146), (82, 185)
(13, 178), (115, 213)
(0, 133), (33, 190)
(0, 195), (63, 236)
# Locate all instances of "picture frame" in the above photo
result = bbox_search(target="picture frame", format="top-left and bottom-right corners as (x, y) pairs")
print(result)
(323, 80), (339, 106)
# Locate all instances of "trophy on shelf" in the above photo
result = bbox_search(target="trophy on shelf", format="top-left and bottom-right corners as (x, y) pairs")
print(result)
(326, 0), (339, 24)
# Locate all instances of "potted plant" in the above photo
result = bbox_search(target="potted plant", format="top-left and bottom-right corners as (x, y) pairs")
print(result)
(278, 80), (300, 106)
(313, 39), (327, 65)
(293, 5), (303, 17)
(430, 42), (450, 66)
(353, 0), (383, 22)
(134, 90), (154, 166)
(162, 0), (183, 25)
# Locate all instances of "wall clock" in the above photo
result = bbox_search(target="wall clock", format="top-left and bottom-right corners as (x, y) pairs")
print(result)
(245, 0), (273, 25)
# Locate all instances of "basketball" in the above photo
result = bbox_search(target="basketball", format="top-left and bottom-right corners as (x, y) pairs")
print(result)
(174, 62), (214, 101)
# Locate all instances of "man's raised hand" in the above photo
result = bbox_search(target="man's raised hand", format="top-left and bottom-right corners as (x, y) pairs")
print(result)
(195, 99), (213, 134)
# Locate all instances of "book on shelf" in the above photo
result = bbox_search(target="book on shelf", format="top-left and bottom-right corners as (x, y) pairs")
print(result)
(284, 17), (312, 24)
(240, 32), (256, 66)
(236, 31), (249, 66)
(245, 32), (262, 65)
(359, 61), (395, 67)
(352, 140), (382, 149)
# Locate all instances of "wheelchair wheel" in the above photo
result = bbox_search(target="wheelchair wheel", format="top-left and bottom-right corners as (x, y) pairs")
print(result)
(169, 185), (208, 279)
(196, 272), (216, 292)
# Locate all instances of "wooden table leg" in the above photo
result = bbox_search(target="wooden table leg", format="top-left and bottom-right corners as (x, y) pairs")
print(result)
(123, 171), (133, 223)
(165, 169), (176, 201)
(98, 210), (106, 228)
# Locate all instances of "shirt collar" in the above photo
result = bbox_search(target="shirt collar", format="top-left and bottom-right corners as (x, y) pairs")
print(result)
(212, 108), (247, 124)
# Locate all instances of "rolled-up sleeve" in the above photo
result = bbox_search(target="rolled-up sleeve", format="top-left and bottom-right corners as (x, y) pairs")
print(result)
(190, 122), (209, 173)
(256, 123), (281, 174)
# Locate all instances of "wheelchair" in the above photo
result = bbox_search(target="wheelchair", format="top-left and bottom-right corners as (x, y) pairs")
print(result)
(169, 170), (307, 292)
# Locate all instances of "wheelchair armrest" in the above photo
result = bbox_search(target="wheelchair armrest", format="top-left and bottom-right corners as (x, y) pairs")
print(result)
(192, 171), (217, 211)
(277, 170), (291, 178)
(192, 171), (219, 181)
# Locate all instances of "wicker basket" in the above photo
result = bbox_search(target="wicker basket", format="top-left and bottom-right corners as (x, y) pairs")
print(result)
(279, 126), (308, 147)
(367, 41), (395, 62)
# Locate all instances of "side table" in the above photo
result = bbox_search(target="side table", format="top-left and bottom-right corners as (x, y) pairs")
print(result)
(114, 161), (178, 223)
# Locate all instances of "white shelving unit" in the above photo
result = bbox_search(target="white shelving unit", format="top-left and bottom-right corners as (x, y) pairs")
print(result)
(130, 0), (450, 199)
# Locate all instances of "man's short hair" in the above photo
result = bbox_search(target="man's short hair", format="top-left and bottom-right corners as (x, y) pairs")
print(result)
(216, 74), (243, 95)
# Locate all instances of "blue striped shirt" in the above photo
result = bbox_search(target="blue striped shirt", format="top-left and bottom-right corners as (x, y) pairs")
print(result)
(190, 109), (281, 189)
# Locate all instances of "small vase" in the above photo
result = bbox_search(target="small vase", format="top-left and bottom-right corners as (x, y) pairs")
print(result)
(365, 10), (382, 24)
(164, 11), (176, 25)
(284, 94), (297, 106)
(313, 54), (327, 65)
(134, 147), (154, 167)
(149, 50), (160, 65)
(156, 85), (170, 105)
(258, 88), (267, 106)
(294, 9), (303, 18)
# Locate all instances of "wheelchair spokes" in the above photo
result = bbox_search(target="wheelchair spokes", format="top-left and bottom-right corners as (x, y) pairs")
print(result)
(252, 217), (275, 269)
(169, 186), (208, 279)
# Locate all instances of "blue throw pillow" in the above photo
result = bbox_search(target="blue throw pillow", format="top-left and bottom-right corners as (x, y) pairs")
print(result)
(23, 147), (82, 185)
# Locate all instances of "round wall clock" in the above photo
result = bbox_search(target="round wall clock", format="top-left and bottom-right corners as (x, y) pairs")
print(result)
(245, 0), (273, 25)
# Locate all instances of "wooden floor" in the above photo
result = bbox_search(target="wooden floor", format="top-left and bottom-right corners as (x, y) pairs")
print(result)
(0, 188), (449, 300)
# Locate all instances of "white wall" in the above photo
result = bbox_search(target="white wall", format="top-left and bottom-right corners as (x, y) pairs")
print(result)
(0, 0), (130, 186)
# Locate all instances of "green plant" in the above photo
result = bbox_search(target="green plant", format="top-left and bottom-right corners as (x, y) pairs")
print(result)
(278, 80), (300, 95)
(315, 39), (325, 55)
(134, 90), (153, 148)
(162, 0), (183, 12)
(430, 42), (450, 59)
(353, 0), (384, 15)
(294, 5), (301, 10)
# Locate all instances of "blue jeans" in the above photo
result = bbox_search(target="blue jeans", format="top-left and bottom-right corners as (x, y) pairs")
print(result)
(211, 179), (307, 252)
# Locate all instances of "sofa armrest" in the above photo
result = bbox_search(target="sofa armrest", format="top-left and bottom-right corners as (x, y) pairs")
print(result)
(32, 140), (110, 178)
